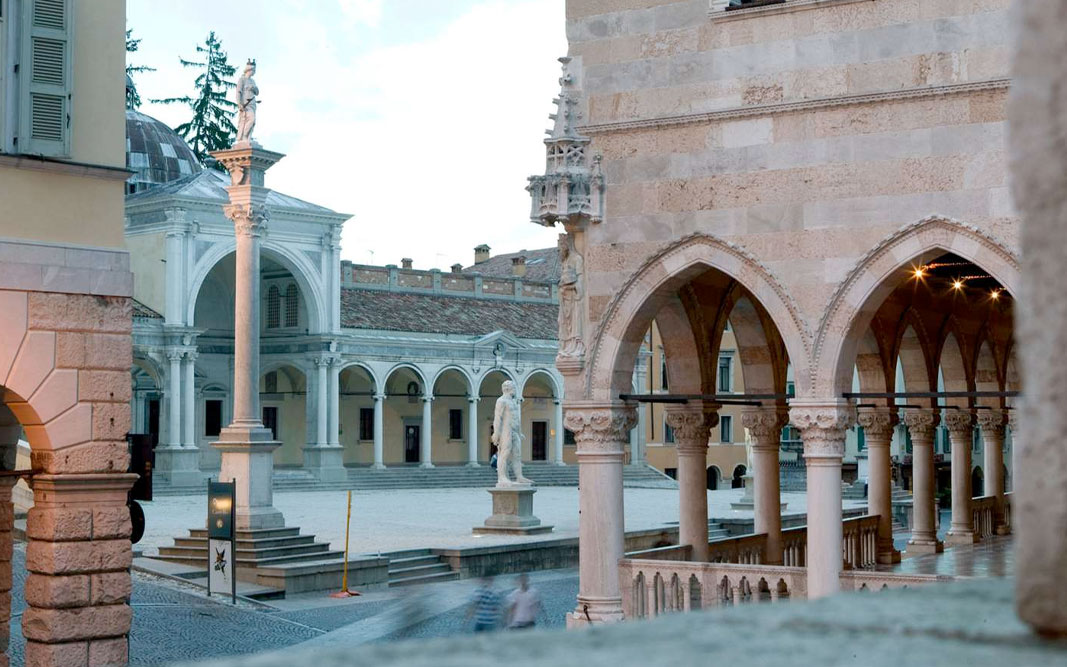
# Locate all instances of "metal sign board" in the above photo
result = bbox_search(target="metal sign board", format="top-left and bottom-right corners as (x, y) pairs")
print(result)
(207, 480), (236, 603)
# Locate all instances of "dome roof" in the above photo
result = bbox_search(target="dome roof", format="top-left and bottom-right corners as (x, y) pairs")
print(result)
(125, 109), (202, 193)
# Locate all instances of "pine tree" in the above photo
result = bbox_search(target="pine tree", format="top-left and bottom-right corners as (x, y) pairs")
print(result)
(155, 32), (237, 166)
(125, 29), (155, 110)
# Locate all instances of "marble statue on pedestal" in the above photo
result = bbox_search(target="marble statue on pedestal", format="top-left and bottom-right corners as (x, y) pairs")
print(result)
(492, 381), (532, 487)
(235, 59), (259, 145)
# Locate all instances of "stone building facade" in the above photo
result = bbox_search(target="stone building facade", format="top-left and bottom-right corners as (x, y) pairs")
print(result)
(0, 0), (136, 663)
(546, 0), (1018, 624)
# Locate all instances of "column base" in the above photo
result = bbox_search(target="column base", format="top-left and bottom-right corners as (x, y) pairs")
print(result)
(945, 530), (979, 546)
(371, 462), (387, 470)
(877, 548), (902, 564)
(906, 538), (944, 554)
(302, 445), (347, 483)
(235, 505), (286, 531)
(215, 424), (284, 531)
(419, 462), (435, 469)
(154, 447), (203, 488)
(995, 524), (1011, 536)
(465, 461), (480, 468)
(566, 597), (623, 628)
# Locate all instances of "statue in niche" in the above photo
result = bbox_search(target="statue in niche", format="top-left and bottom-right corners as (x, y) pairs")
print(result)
(491, 381), (532, 487)
(558, 234), (585, 358)
(235, 59), (259, 145)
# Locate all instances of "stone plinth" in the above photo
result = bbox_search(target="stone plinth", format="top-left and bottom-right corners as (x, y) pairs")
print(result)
(473, 487), (553, 535)
(730, 477), (787, 511)
(216, 424), (284, 530)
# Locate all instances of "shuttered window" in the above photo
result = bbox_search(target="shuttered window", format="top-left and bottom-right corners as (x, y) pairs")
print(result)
(20, 0), (71, 156)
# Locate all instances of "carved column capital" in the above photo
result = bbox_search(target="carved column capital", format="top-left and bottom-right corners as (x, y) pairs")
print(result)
(224, 203), (270, 237)
(741, 408), (788, 448)
(563, 405), (637, 456)
(976, 410), (1008, 435)
(942, 410), (975, 435)
(165, 349), (184, 363)
(183, 349), (199, 363)
(789, 401), (853, 460)
(857, 408), (898, 442)
(664, 404), (718, 453)
(902, 409), (940, 438)
(1007, 410), (1018, 432)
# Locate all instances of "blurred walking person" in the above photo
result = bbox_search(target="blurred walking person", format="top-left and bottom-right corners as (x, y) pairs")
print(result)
(505, 574), (541, 630)
(467, 576), (501, 633)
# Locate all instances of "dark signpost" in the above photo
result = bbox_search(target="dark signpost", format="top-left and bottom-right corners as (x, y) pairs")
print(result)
(207, 480), (236, 604)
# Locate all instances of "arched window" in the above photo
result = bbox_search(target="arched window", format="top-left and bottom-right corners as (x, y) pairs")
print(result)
(285, 283), (299, 328)
(266, 285), (280, 329)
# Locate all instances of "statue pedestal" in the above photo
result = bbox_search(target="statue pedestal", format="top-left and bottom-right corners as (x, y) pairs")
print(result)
(473, 487), (553, 535)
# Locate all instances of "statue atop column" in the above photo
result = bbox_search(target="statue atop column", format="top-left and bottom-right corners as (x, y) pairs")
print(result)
(235, 59), (259, 146)
(491, 381), (532, 487)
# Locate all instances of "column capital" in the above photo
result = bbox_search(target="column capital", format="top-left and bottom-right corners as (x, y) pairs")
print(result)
(312, 355), (330, 368)
(664, 403), (718, 453)
(166, 349), (184, 363)
(468, 396), (480, 404)
(856, 407), (898, 440)
(1007, 410), (1019, 431)
(224, 203), (270, 237)
(183, 349), (199, 362)
(741, 407), (788, 446)
(373, 393), (385, 402)
(942, 410), (975, 435)
(902, 408), (940, 436)
(563, 404), (637, 456)
(976, 409), (1008, 434)
(789, 400), (853, 460)
(422, 395), (434, 403)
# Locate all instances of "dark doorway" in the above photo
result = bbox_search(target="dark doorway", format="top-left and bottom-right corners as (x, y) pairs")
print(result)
(706, 466), (719, 490)
(405, 425), (420, 463)
(972, 467), (984, 497)
(147, 398), (161, 446)
(262, 407), (278, 440)
(732, 464), (746, 489)
(532, 421), (547, 461)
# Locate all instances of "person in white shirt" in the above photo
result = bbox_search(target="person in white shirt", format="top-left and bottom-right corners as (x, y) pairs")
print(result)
(505, 574), (541, 630)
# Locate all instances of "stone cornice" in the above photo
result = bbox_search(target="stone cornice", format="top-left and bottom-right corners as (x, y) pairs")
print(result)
(0, 153), (132, 181)
(581, 79), (1009, 135)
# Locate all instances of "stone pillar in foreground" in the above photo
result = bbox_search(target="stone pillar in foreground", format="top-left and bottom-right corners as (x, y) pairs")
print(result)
(665, 403), (716, 562)
(790, 400), (851, 599)
(743, 408), (788, 564)
(978, 410), (1008, 534)
(904, 410), (942, 554)
(945, 411), (977, 546)
(24, 473), (137, 666)
(0, 476), (15, 665)
(182, 350), (197, 449)
(564, 403), (636, 626)
(1011, 0), (1067, 634)
(857, 408), (900, 563)
(467, 397), (480, 466)
(554, 399), (565, 466)
(211, 144), (285, 531)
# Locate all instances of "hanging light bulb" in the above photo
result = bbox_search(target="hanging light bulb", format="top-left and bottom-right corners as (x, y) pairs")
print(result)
(952, 279), (964, 290)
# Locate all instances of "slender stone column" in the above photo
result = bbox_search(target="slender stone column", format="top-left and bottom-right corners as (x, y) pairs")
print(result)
(420, 395), (434, 468)
(167, 350), (182, 447)
(665, 404), (717, 562)
(0, 476), (15, 663)
(564, 404), (636, 626)
(742, 408), (788, 564)
(857, 408), (900, 563)
(904, 410), (942, 553)
(163, 221), (185, 324)
(945, 411), (977, 545)
(211, 145), (286, 531)
(182, 350), (197, 448)
(372, 393), (385, 469)
(978, 410), (1007, 534)
(790, 400), (852, 599)
(314, 357), (328, 446)
(553, 399), (565, 466)
(467, 397), (480, 466)
(328, 358), (340, 446)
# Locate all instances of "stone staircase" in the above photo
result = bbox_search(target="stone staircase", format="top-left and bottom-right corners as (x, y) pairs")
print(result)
(153, 463), (677, 495)
(708, 521), (730, 540)
(383, 549), (459, 587)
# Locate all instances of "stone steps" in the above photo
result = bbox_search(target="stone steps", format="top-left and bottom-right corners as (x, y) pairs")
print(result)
(384, 550), (459, 587)
(156, 526), (344, 571)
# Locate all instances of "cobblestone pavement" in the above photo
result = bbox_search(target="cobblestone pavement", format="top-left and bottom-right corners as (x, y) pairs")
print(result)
(6, 542), (579, 666)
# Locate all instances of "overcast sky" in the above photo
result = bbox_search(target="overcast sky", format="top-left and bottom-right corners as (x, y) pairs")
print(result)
(127, 0), (567, 269)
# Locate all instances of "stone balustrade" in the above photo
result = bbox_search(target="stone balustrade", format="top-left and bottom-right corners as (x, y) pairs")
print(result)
(707, 533), (767, 565)
(842, 515), (880, 569)
(972, 496), (997, 540)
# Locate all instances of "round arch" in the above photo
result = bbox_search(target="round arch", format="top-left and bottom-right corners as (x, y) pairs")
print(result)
(587, 233), (810, 402)
(132, 355), (164, 389)
(186, 240), (329, 333)
(476, 367), (516, 395)
(383, 363), (429, 397)
(430, 365), (476, 396)
(518, 369), (561, 399)
(338, 360), (379, 392)
(706, 465), (722, 491)
(815, 216), (1020, 397)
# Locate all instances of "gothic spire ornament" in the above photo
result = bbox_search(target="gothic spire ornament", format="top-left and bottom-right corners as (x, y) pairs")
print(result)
(527, 57), (605, 227)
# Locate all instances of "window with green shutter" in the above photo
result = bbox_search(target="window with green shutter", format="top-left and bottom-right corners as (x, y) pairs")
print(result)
(19, 0), (70, 157)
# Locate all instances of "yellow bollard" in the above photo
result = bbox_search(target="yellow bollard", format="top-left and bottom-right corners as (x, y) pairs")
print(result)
(329, 490), (359, 597)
